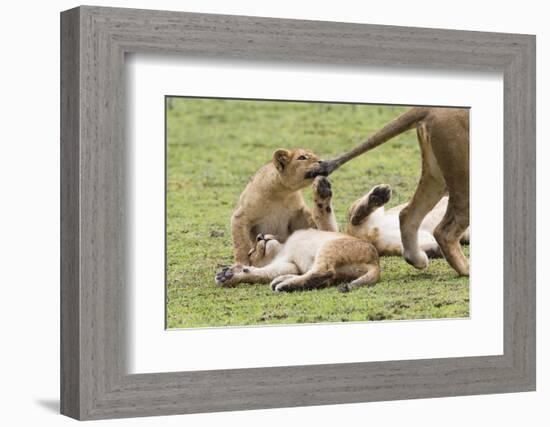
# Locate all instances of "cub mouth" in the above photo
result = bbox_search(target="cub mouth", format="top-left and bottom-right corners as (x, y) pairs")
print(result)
(304, 160), (338, 179)
(304, 170), (327, 179)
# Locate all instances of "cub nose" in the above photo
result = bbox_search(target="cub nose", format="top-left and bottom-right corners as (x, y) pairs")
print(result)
(256, 233), (265, 242)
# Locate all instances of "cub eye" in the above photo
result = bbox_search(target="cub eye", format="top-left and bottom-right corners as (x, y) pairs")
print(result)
(297, 155), (308, 160)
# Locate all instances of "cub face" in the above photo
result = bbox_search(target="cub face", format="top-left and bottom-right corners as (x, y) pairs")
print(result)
(248, 234), (283, 267)
(273, 148), (326, 190)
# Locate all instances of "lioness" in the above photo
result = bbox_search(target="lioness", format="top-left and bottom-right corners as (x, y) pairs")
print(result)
(231, 148), (335, 265)
(318, 107), (470, 276)
(347, 184), (469, 257)
(216, 230), (380, 293)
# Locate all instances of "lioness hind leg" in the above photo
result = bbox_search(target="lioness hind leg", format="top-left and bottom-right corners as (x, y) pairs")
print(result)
(434, 200), (470, 276)
(428, 111), (469, 275)
(311, 176), (338, 232)
(400, 122), (446, 270)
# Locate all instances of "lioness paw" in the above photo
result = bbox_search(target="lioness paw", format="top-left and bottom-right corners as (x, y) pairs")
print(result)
(403, 250), (429, 270)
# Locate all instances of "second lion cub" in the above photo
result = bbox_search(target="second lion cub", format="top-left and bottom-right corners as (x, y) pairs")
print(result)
(230, 148), (336, 265)
(215, 230), (380, 293)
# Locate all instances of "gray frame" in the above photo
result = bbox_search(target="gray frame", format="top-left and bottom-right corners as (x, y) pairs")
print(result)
(60, 5), (536, 421)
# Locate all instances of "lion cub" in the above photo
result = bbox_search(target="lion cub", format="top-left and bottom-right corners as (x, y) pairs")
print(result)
(231, 148), (336, 265)
(347, 184), (469, 257)
(215, 230), (380, 293)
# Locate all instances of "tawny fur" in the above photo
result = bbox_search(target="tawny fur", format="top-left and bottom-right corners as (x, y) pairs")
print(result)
(216, 230), (380, 293)
(320, 107), (470, 276)
(231, 148), (336, 265)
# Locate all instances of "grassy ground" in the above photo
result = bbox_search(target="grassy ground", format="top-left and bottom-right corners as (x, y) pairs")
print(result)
(166, 98), (469, 328)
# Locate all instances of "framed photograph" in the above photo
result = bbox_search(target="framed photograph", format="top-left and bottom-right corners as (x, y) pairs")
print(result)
(61, 6), (536, 420)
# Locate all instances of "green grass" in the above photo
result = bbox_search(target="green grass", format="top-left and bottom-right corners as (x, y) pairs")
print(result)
(166, 98), (469, 328)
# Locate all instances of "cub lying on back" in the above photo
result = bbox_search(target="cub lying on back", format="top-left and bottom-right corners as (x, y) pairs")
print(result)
(347, 184), (470, 257)
(215, 230), (380, 293)
(231, 148), (336, 265)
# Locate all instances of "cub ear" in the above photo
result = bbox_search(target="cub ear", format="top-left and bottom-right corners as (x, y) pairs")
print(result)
(273, 149), (291, 172)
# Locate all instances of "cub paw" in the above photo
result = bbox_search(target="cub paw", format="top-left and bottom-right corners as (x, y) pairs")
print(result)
(424, 245), (442, 259)
(270, 275), (298, 291)
(338, 283), (351, 293)
(215, 265), (248, 287)
(272, 281), (299, 293)
(368, 184), (392, 207)
(313, 176), (332, 200)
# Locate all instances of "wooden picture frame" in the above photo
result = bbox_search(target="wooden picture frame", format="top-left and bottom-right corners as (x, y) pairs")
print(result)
(60, 5), (536, 420)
